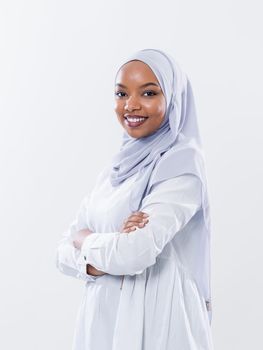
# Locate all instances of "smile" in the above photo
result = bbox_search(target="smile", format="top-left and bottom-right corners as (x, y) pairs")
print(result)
(124, 116), (148, 128)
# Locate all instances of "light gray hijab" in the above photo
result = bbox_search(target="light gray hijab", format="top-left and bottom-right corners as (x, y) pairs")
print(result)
(110, 48), (212, 323)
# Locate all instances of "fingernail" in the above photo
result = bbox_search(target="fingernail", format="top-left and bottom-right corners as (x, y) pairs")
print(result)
(143, 213), (149, 217)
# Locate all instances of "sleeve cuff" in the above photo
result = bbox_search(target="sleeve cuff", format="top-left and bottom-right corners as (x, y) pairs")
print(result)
(77, 262), (98, 282)
(76, 234), (107, 280)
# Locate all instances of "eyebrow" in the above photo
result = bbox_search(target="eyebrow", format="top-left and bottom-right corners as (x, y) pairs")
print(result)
(115, 82), (160, 89)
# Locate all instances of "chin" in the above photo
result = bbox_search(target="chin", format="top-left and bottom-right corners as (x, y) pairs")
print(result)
(125, 129), (147, 139)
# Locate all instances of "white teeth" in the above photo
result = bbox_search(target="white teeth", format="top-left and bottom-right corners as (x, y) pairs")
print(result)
(126, 117), (146, 122)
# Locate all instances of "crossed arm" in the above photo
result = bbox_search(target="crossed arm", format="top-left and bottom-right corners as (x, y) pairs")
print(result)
(56, 174), (202, 280)
(55, 197), (150, 281)
(72, 211), (149, 276)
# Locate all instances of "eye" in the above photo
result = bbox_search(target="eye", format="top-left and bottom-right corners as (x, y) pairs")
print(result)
(115, 91), (126, 98)
(143, 90), (157, 97)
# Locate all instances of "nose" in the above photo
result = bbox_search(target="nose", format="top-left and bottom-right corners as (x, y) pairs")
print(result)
(124, 96), (141, 112)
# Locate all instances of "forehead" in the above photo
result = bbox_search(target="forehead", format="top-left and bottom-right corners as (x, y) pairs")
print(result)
(115, 60), (159, 84)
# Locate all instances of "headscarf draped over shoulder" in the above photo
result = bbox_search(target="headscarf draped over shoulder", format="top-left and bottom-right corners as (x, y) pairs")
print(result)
(110, 48), (212, 323)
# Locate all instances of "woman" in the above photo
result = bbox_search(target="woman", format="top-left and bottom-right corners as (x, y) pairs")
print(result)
(56, 48), (214, 350)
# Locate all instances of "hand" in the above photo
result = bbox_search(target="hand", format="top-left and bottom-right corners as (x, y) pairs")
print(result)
(72, 228), (107, 276)
(120, 211), (149, 233)
(86, 264), (106, 276)
(72, 228), (93, 250)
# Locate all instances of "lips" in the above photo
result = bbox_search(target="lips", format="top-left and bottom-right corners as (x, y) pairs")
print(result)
(124, 115), (148, 128)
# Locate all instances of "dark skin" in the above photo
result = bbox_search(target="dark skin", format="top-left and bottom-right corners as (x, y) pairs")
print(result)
(114, 60), (166, 139)
(73, 60), (166, 276)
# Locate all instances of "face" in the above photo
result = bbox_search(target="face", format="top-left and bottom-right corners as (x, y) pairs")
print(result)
(114, 60), (166, 139)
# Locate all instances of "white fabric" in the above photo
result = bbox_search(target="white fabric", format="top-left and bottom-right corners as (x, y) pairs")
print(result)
(56, 164), (214, 349)
(56, 207), (98, 282)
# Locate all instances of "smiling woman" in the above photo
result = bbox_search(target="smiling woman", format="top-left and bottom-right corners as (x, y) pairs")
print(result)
(114, 60), (167, 138)
(56, 48), (214, 350)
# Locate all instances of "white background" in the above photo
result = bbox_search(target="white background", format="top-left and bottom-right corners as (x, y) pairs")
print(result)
(0, 1), (262, 349)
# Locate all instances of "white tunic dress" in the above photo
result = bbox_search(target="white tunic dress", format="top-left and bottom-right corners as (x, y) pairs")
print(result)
(56, 164), (214, 350)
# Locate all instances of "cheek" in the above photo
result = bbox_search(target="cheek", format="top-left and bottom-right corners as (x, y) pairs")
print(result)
(156, 104), (166, 118)
(114, 102), (127, 126)
(114, 101), (123, 117)
(148, 99), (166, 120)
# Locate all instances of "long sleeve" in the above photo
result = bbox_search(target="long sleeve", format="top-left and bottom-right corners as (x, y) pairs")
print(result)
(77, 174), (202, 276)
(56, 195), (99, 282)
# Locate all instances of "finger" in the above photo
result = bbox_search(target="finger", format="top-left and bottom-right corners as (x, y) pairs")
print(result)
(122, 228), (131, 233)
(122, 212), (149, 226)
(127, 215), (149, 223)
(132, 211), (149, 217)
(132, 211), (145, 215)
(124, 220), (149, 229)
(122, 226), (137, 233)
(121, 213), (150, 232)
(127, 212), (148, 220)
(122, 217), (142, 227)
(123, 218), (149, 226)
(125, 218), (149, 226)
(124, 223), (142, 230)
(125, 219), (146, 226)
(120, 224), (134, 233)
(122, 222), (148, 233)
